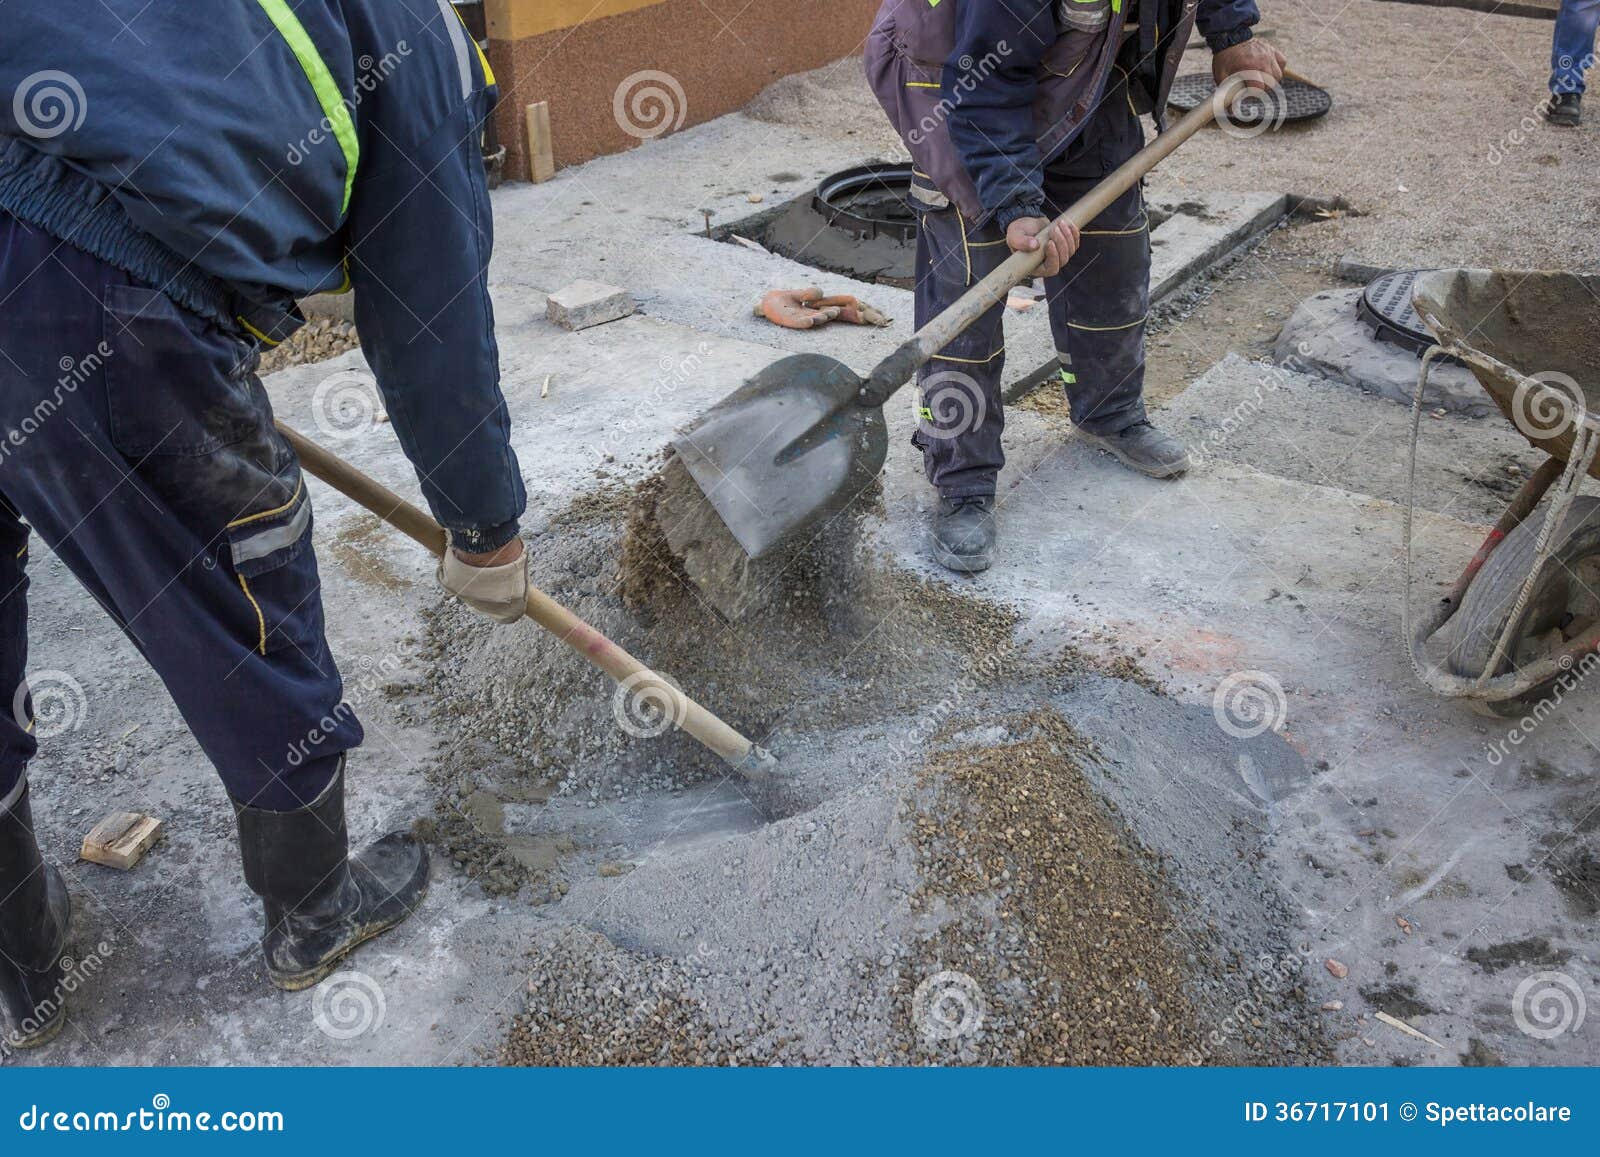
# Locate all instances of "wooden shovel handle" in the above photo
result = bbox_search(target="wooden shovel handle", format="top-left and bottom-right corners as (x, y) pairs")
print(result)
(859, 88), (1226, 405)
(277, 422), (775, 776)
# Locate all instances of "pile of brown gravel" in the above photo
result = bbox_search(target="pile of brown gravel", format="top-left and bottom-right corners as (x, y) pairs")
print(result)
(901, 712), (1206, 1065)
(258, 316), (360, 373)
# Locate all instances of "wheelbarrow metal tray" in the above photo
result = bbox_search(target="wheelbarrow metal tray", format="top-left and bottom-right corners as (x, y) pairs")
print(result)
(1412, 268), (1600, 470)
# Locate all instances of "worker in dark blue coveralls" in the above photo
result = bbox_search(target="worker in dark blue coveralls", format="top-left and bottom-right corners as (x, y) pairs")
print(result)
(867, 0), (1285, 572)
(0, 2), (530, 1048)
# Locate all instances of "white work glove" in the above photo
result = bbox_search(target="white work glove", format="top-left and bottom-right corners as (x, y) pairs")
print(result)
(438, 544), (529, 624)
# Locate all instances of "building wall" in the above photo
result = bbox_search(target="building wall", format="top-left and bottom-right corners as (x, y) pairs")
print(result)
(483, 0), (877, 181)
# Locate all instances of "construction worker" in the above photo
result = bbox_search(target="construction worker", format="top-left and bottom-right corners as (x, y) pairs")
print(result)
(0, 3), (528, 1048)
(1545, 0), (1599, 125)
(867, 0), (1284, 572)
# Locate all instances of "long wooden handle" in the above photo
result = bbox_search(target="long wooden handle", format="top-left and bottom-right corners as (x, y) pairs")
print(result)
(277, 423), (776, 777)
(859, 89), (1225, 406)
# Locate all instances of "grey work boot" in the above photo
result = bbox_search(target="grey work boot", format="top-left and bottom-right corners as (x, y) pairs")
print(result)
(0, 777), (71, 1050)
(1545, 92), (1582, 126)
(1079, 419), (1192, 479)
(931, 495), (997, 574)
(232, 758), (429, 992)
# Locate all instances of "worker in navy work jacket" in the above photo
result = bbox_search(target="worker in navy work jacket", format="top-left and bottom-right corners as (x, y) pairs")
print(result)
(867, 0), (1284, 572)
(0, 2), (530, 1047)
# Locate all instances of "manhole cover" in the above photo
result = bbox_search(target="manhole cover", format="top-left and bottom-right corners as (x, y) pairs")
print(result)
(813, 163), (918, 243)
(1166, 73), (1332, 124)
(1358, 270), (1444, 357)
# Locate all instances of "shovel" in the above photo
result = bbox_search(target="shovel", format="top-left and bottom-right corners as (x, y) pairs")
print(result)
(276, 423), (777, 777)
(672, 84), (1237, 560)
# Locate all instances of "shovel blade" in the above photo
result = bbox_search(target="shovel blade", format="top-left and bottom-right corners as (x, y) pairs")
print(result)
(672, 353), (889, 559)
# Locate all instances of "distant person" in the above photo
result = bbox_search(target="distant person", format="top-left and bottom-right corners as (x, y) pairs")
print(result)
(866, 0), (1283, 573)
(0, 2), (530, 1049)
(1545, 0), (1599, 125)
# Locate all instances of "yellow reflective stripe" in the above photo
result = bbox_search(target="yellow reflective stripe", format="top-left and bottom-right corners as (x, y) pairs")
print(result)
(237, 575), (268, 655)
(227, 478), (305, 530)
(236, 316), (282, 347)
(1082, 215), (1148, 237)
(448, 2), (496, 86)
(932, 348), (1004, 364)
(905, 81), (941, 89)
(256, 0), (359, 215)
(1067, 316), (1146, 332)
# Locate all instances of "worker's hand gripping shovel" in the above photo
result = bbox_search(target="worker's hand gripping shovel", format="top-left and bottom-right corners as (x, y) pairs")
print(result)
(670, 76), (1260, 561)
(276, 423), (777, 778)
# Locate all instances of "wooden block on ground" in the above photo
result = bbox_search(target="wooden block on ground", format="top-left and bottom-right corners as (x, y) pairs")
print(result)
(81, 812), (163, 870)
(546, 280), (636, 331)
(525, 101), (554, 184)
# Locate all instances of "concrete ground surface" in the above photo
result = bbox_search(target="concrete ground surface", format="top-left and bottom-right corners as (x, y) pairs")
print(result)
(8, 0), (1600, 1066)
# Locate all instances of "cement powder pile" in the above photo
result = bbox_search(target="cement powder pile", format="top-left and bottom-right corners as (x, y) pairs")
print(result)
(740, 56), (909, 161)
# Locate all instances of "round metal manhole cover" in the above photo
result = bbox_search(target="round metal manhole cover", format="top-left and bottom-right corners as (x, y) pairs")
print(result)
(1358, 270), (1444, 357)
(813, 163), (918, 243)
(1166, 73), (1332, 124)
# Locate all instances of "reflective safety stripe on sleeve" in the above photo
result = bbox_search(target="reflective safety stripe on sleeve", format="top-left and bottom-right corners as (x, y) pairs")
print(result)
(440, 0), (497, 96)
(255, 0), (360, 215)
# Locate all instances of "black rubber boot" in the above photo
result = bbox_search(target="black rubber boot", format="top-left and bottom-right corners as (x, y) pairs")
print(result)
(0, 777), (71, 1050)
(232, 759), (429, 992)
(1079, 419), (1192, 479)
(931, 495), (997, 573)
(1545, 92), (1582, 126)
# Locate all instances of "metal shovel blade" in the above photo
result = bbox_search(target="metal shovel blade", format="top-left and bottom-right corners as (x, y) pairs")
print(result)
(671, 352), (889, 559)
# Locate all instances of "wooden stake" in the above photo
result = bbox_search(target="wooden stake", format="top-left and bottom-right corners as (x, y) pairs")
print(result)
(525, 101), (554, 183)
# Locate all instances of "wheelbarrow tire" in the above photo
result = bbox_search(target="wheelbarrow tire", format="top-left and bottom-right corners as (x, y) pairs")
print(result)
(1447, 494), (1600, 717)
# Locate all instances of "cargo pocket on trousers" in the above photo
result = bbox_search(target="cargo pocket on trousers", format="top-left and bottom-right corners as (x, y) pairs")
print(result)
(103, 283), (300, 533)
(226, 487), (319, 656)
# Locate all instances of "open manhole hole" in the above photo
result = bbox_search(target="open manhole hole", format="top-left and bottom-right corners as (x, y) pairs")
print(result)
(719, 162), (917, 287)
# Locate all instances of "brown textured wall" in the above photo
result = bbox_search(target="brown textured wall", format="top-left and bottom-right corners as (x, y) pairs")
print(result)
(487, 0), (877, 182)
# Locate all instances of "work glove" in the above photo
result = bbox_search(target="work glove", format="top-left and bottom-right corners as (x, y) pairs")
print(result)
(755, 288), (891, 330)
(438, 544), (529, 624)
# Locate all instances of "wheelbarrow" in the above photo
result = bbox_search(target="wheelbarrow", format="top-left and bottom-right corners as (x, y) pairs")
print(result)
(1403, 269), (1600, 715)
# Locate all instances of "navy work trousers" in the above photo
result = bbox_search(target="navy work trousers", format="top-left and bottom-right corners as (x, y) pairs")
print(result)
(912, 76), (1152, 498)
(0, 215), (356, 811)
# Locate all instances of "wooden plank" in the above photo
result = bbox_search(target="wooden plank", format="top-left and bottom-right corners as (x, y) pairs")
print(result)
(525, 101), (555, 184)
(80, 812), (163, 871)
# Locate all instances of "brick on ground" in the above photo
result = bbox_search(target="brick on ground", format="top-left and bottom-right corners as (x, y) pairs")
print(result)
(546, 280), (636, 331)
